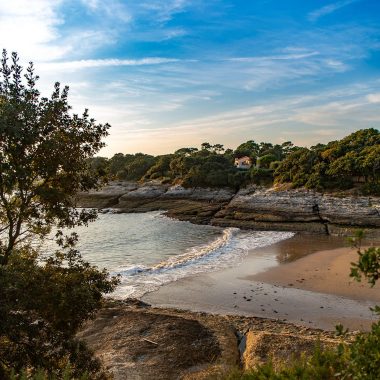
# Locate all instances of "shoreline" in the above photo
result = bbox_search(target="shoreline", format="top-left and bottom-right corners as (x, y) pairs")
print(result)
(76, 181), (380, 238)
(143, 234), (380, 331)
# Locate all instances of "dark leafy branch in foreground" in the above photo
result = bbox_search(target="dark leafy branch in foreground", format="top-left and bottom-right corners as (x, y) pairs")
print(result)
(0, 50), (118, 378)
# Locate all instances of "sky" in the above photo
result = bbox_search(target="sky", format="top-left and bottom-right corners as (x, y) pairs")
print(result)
(0, 0), (379, 156)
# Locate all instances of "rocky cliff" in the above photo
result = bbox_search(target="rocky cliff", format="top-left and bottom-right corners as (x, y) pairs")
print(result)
(76, 182), (380, 237)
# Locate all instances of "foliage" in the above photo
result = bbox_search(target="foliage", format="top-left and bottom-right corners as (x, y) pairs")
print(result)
(121, 154), (156, 180)
(0, 246), (117, 379)
(275, 129), (380, 192)
(87, 129), (380, 194)
(351, 246), (380, 287)
(106, 153), (156, 180)
(0, 50), (109, 265)
(0, 51), (117, 378)
(89, 139), (300, 189)
(223, 345), (341, 379)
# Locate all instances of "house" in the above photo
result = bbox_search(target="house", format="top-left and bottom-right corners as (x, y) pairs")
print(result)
(234, 156), (252, 169)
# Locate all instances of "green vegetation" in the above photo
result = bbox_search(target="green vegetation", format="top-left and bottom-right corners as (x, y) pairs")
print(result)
(224, 346), (341, 379)
(0, 51), (117, 378)
(89, 141), (300, 189)
(90, 129), (380, 194)
(274, 128), (380, 192)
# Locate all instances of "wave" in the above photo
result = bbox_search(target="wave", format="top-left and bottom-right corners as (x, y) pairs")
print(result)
(113, 228), (295, 299)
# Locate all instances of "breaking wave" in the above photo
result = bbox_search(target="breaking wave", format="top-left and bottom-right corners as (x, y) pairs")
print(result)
(113, 227), (294, 298)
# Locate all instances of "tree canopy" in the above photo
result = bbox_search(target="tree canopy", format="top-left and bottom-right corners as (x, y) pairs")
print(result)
(88, 129), (380, 195)
(0, 50), (117, 378)
(0, 51), (110, 265)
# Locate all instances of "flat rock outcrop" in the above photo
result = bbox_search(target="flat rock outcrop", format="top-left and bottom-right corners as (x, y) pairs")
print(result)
(76, 182), (138, 208)
(75, 182), (380, 236)
(212, 187), (380, 236)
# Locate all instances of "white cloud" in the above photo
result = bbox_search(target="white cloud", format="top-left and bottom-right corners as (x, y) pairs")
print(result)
(229, 51), (320, 62)
(308, 0), (359, 22)
(0, 0), (119, 64)
(290, 99), (380, 127)
(80, 0), (132, 23)
(39, 57), (181, 71)
(0, 0), (67, 61)
(140, 0), (189, 23)
(367, 93), (380, 103)
(218, 50), (350, 91)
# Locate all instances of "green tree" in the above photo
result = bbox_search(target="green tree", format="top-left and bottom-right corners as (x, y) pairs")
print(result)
(0, 50), (117, 378)
(201, 142), (212, 151)
(212, 143), (225, 154)
(174, 147), (198, 156)
(87, 156), (109, 181)
(121, 153), (156, 180)
(108, 153), (127, 177)
(234, 140), (260, 158)
(0, 50), (109, 265)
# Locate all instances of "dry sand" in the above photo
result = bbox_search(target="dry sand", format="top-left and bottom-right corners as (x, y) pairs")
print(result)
(251, 246), (380, 303)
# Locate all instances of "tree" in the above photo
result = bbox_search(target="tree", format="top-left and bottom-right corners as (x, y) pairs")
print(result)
(174, 147), (198, 156)
(108, 153), (126, 177)
(0, 245), (118, 378)
(201, 142), (212, 151)
(234, 140), (260, 158)
(0, 50), (109, 265)
(0, 51), (117, 378)
(212, 143), (225, 154)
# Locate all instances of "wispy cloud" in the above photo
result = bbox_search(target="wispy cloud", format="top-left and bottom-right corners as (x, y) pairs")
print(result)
(80, 0), (132, 22)
(308, 0), (359, 22)
(229, 51), (320, 62)
(140, 0), (190, 23)
(40, 57), (182, 71)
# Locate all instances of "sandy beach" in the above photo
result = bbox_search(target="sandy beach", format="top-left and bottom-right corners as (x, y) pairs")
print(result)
(252, 246), (380, 303)
(143, 234), (380, 331)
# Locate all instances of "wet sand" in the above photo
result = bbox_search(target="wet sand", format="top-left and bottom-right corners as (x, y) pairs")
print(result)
(143, 234), (380, 331)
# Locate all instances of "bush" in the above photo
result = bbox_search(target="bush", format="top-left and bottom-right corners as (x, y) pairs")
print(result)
(223, 345), (342, 379)
(360, 182), (380, 196)
(0, 247), (118, 379)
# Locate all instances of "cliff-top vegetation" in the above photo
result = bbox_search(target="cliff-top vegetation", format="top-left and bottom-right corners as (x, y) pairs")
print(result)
(90, 128), (380, 195)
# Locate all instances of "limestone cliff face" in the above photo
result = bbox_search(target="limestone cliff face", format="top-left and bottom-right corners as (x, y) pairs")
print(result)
(213, 187), (380, 236)
(75, 182), (380, 236)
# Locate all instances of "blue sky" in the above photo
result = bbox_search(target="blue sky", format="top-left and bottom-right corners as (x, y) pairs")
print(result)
(0, 0), (379, 156)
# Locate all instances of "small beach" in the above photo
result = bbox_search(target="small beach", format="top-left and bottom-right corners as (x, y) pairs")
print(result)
(143, 234), (380, 331)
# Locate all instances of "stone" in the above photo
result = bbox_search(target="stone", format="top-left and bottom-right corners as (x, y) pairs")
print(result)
(75, 182), (380, 236)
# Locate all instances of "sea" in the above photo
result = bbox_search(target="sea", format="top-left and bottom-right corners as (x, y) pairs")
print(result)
(43, 211), (294, 298)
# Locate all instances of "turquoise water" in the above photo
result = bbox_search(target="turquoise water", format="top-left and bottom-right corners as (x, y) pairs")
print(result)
(44, 211), (294, 298)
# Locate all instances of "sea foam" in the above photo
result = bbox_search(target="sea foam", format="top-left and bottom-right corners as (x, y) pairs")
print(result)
(113, 227), (294, 298)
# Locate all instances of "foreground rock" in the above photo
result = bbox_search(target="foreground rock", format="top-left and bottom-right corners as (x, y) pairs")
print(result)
(78, 301), (239, 380)
(243, 331), (337, 371)
(76, 182), (380, 236)
(78, 301), (343, 379)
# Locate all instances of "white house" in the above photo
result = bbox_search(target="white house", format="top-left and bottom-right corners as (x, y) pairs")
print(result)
(234, 156), (252, 169)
